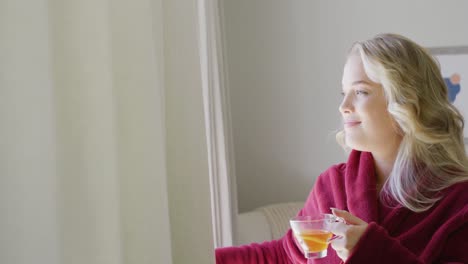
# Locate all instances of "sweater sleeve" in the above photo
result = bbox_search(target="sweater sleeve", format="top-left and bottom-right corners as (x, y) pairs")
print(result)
(215, 166), (344, 264)
(436, 223), (468, 263)
(345, 222), (468, 264)
(215, 239), (290, 264)
(215, 229), (306, 264)
(345, 222), (423, 264)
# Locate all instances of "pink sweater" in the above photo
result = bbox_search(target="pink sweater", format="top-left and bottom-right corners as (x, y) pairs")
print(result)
(216, 150), (468, 263)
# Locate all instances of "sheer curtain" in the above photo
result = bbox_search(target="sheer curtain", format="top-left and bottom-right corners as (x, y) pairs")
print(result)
(0, 0), (214, 263)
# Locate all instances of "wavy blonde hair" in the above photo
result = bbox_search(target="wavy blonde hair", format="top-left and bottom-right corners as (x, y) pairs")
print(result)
(337, 33), (468, 212)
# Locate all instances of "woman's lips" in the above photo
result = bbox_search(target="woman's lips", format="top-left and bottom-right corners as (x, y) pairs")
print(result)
(344, 121), (361, 128)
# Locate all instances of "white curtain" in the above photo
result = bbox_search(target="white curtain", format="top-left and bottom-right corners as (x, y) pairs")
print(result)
(0, 0), (215, 263)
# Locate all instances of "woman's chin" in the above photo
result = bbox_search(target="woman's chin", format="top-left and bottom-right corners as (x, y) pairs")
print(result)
(344, 139), (367, 152)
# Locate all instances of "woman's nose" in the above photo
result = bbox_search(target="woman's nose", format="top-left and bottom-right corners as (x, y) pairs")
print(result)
(339, 95), (354, 114)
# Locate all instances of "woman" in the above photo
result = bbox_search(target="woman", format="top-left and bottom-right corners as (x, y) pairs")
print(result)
(216, 33), (468, 263)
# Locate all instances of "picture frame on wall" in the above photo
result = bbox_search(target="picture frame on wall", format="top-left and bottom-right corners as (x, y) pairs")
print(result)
(429, 46), (468, 145)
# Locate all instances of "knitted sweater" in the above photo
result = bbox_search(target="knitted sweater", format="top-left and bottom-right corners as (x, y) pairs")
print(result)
(216, 150), (468, 263)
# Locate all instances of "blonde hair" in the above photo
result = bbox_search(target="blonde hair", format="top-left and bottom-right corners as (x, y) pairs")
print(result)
(337, 33), (468, 212)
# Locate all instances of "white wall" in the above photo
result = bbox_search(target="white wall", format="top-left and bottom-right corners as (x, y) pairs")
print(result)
(0, 0), (215, 263)
(222, 0), (468, 213)
(0, 1), (60, 263)
(111, 0), (174, 263)
(164, 0), (215, 263)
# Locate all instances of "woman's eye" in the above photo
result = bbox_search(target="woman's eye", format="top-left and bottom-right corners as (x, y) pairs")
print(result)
(356, 90), (368, 95)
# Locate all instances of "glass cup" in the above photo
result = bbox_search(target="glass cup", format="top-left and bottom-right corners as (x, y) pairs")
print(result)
(290, 214), (343, 261)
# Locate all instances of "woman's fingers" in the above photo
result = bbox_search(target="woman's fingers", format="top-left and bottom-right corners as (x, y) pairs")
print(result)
(331, 208), (367, 225)
(329, 221), (348, 237)
(328, 208), (369, 262)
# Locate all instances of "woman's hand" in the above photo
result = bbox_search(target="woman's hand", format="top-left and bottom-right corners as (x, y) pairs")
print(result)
(329, 208), (368, 262)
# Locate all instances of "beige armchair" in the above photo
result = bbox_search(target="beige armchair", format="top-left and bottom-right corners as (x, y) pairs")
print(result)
(235, 202), (303, 245)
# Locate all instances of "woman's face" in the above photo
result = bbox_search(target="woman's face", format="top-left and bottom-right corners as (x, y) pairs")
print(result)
(339, 54), (401, 154)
